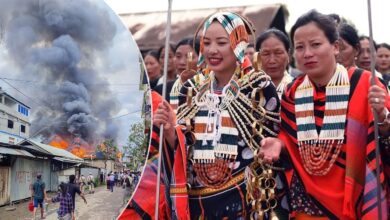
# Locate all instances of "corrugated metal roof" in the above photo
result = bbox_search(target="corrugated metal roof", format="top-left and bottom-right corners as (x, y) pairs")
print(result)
(0, 147), (35, 158)
(18, 139), (83, 162)
(53, 157), (83, 163)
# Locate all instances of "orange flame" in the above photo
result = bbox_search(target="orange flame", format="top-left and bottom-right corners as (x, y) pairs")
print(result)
(48, 134), (96, 159)
(71, 147), (86, 158)
(49, 136), (69, 150)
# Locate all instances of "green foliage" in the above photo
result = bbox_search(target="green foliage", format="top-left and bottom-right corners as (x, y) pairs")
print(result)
(93, 177), (100, 186)
(124, 122), (148, 171)
(95, 139), (119, 170)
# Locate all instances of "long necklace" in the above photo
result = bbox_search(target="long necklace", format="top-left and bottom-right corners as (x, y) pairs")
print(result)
(191, 70), (241, 188)
(194, 70), (240, 149)
(295, 64), (350, 176)
(176, 69), (281, 188)
(276, 71), (293, 99)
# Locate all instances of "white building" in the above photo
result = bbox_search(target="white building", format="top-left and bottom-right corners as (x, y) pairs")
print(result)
(0, 88), (30, 144)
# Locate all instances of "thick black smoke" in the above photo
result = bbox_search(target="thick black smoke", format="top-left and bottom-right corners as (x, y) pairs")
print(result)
(0, 0), (121, 145)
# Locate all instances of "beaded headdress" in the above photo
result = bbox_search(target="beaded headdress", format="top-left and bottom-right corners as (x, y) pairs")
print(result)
(197, 12), (250, 67)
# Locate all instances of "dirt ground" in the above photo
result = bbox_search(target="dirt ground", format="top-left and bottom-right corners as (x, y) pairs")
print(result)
(0, 185), (129, 220)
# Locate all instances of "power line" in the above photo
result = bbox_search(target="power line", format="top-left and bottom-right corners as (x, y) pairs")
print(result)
(0, 78), (53, 112)
(108, 109), (143, 120)
(0, 77), (141, 86)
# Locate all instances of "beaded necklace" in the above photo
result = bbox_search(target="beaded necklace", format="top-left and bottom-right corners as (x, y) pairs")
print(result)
(176, 69), (280, 188)
(193, 69), (240, 161)
(170, 79), (183, 114)
(295, 64), (350, 176)
(171, 73), (206, 115)
(189, 69), (241, 187)
(275, 71), (293, 99)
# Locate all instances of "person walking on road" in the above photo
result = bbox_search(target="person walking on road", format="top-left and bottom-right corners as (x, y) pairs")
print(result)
(67, 175), (87, 220)
(31, 174), (47, 220)
(50, 182), (73, 220)
(87, 173), (94, 194)
(123, 172), (132, 204)
(79, 175), (86, 193)
(106, 173), (110, 190)
(109, 172), (115, 192)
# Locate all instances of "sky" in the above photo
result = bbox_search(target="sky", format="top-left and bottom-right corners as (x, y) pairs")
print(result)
(0, 0), (145, 149)
(105, 0), (390, 44)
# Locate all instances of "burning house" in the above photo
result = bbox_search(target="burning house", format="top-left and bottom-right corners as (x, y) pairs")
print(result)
(0, 0), (133, 160)
(0, 2), (147, 202)
(0, 88), (85, 205)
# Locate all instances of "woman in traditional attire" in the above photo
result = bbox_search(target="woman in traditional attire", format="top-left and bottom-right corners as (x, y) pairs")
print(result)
(256, 28), (294, 99)
(336, 22), (360, 70)
(260, 10), (389, 219)
(153, 11), (290, 219)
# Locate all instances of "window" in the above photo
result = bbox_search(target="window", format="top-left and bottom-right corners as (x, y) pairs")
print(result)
(18, 105), (29, 116)
(7, 120), (13, 129)
(21, 125), (25, 133)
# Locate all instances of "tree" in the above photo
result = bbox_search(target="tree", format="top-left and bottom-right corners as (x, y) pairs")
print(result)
(97, 139), (118, 171)
(124, 122), (147, 171)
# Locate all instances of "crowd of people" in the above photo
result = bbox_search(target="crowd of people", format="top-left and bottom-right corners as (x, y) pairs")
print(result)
(122, 8), (390, 220)
(105, 171), (139, 203)
(145, 15), (390, 100)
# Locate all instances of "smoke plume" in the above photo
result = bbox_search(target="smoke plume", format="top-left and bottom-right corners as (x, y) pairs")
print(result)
(0, 0), (122, 153)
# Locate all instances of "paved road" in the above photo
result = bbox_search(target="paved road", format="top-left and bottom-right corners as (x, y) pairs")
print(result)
(0, 185), (129, 220)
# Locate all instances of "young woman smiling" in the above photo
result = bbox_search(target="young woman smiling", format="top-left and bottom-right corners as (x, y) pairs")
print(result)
(153, 11), (289, 219)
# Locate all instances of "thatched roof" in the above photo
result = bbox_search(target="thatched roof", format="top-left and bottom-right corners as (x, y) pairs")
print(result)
(119, 4), (288, 52)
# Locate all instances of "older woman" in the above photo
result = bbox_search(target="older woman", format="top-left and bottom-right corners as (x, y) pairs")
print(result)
(260, 10), (389, 219)
(337, 22), (360, 70)
(153, 11), (288, 219)
(357, 36), (377, 71)
(256, 28), (293, 99)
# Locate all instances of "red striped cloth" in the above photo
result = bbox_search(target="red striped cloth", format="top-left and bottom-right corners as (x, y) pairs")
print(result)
(279, 67), (388, 219)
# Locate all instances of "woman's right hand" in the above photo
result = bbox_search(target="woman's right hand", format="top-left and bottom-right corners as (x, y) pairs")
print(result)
(258, 137), (284, 164)
(153, 100), (176, 146)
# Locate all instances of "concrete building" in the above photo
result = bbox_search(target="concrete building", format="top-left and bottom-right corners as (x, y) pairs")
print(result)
(87, 158), (123, 173)
(0, 88), (30, 144)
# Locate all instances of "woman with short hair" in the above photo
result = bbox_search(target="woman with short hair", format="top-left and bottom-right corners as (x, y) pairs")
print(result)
(261, 10), (389, 219)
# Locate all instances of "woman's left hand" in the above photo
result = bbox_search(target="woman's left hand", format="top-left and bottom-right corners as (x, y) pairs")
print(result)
(368, 85), (388, 121)
(258, 137), (284, 164)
